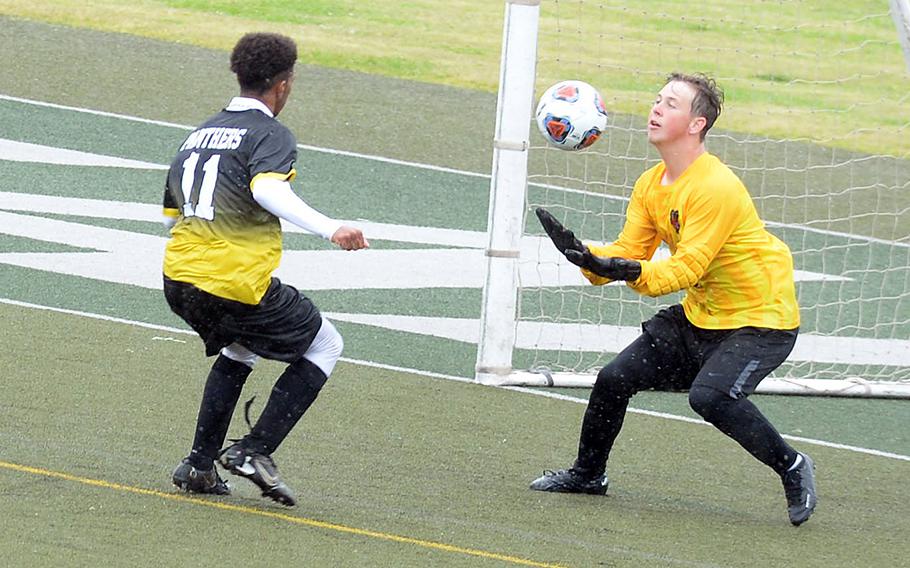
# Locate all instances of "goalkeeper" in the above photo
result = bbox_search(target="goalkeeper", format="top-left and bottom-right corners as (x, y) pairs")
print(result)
(530, 72), (817, 526)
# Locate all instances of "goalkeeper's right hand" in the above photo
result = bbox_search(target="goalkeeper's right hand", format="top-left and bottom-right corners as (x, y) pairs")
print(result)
(565, 249), (642, 281)
(535, 207), (586, 258)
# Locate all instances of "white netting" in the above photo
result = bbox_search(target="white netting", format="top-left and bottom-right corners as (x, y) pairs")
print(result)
(517, 1), (910, 388)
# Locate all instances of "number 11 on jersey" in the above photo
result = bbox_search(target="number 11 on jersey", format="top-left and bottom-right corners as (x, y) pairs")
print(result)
(180, 152), (222, 221)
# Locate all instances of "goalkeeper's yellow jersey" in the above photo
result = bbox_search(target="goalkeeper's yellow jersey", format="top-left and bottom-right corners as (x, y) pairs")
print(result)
(584, 152), (800, 330)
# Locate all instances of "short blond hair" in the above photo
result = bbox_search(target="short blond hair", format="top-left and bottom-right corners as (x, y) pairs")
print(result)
(665, 72), (724, 140)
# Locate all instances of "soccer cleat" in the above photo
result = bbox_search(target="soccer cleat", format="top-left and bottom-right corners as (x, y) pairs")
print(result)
(172, 459), (231, 495)
(782, 452), (817, 526)
(529, 468), (609, 495)
(219, 443), (297, 507)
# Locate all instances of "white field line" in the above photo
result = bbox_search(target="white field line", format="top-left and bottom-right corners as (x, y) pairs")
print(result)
(1, 297), (907, 463)
(0, 94), (485, 179)
(1, 93), (906, 248)
(501, 386), (910, 462)
(323, 312), (907, 367)
(0, 139), (168, 169)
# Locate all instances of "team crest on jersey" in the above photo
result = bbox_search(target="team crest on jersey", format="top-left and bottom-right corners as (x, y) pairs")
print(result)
(670, 209), (680, 233)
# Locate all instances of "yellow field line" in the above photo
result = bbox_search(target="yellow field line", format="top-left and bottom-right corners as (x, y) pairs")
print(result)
(0, 459), (567, 568)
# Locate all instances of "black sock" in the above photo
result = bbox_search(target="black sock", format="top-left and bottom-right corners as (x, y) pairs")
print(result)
(572, 355), (645, 477)
(187, 355), (252, 469)
(245, 357), (328, 455)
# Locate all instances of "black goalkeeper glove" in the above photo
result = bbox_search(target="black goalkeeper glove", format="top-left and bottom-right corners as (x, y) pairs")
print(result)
(535, 207), (586, 257)
(565, 248), (642, 281)
(536, 207), (641, 281)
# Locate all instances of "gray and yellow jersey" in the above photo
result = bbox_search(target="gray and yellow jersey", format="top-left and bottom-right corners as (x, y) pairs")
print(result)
(163, 99), (296, 304)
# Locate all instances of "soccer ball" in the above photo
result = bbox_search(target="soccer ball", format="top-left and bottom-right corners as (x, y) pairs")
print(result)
(535, 80), (608, 151)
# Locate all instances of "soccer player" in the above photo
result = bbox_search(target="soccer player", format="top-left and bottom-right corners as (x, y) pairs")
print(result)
(531, 72), (817, 526)
(162, 32), (368, 506)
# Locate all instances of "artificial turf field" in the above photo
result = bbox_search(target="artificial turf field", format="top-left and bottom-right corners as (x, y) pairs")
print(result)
(0, 12), (908, 568)
(3, 302), (909, 567)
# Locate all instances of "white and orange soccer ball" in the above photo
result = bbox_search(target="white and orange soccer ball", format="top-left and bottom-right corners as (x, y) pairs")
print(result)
(535, 80), (608, 151)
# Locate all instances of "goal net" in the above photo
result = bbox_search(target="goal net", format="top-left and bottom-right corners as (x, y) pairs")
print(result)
(477, 0), (910, 397)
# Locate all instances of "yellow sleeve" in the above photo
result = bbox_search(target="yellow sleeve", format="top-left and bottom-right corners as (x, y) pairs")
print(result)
(628, 182), (745, 297)
(250, 168), (298, 191)
(580, 181), (661, 285)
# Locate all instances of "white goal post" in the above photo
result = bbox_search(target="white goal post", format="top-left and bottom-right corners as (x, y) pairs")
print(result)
(476, 0), (910, 398)
(893, 0), (910, 72)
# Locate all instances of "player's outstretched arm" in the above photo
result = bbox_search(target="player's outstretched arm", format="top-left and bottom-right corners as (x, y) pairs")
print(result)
(252, 177), (370, 250)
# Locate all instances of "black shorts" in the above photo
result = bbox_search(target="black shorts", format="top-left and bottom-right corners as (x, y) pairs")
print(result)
(635, 304), (798, 399)
(163, 276), (322, 363)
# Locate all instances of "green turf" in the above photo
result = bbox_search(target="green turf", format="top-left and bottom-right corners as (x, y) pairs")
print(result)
(2, 302), (909, 567)
(5, 211), (457, 250)
(0, 17), (498, 174)
(0, 255), (906, 459)
(540, 388), (910, 458)
(0, 12), (908, 567)
(0, 0), (905, 156)
(0, 234), (94, 253)
(1, 15), (906, 240)
(0, 45), (907, 441)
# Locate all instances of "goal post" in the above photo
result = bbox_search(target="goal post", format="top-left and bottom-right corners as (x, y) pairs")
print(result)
(892, 0), (910, 73)
(476, 1), (910, 398)
(476, 0), (540, 386)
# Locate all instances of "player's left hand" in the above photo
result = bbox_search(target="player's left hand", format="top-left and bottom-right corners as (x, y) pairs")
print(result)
(565, 248), (642, 281)
(535, 207), (585, 257)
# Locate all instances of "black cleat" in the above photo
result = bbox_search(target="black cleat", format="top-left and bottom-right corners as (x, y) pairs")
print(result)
(219, 443), (296, 507)
(172, 459), (231, 495)
(782, 452), (817, 526)
(529, 468), (609, 495)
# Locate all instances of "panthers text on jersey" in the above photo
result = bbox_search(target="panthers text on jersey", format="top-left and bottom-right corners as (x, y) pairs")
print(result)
(163, 97), (297, 305)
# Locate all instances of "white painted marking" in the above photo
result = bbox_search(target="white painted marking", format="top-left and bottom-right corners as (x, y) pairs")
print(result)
(0, 211), (166, 289)
(0, 94), (486, 178)
(0, 192), (894, 368)
(0, 192), (850, 288)
(502, 385), (910, 462)
(0, 191), (488, 248)
(0, 119), (898, 370)
(1, 93), (906, 249)
(322, 312), (910, 368)
(0, 138), (168, 169)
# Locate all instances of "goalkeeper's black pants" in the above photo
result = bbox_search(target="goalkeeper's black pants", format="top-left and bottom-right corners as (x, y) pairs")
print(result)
(573, 304), (800, 478)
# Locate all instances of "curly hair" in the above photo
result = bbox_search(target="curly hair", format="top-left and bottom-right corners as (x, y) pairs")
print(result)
(665, 72), (724, 140)
(230, 32), (298, 93)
